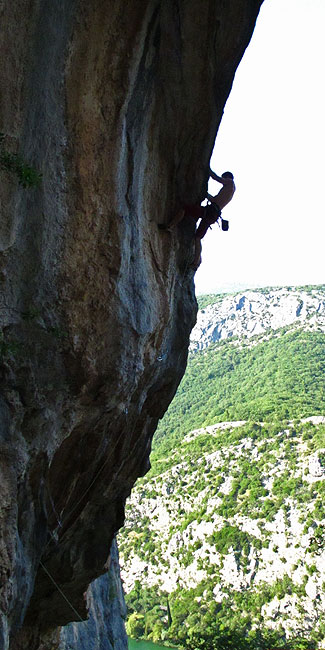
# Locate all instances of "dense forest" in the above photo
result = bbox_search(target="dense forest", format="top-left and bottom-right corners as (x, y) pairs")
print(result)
(153, 328), (325, 461)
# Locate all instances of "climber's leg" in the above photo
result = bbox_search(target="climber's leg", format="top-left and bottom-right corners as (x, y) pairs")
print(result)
(158, 208), (185, 231)
(195, 216), (210, 240)
(193, 236), (202, 269)
(158, 204), (204, 231)
(191, 214), (211, 268)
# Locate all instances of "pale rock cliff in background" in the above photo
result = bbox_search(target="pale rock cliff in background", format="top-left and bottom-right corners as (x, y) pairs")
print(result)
(191, 286), (325, 350)
(0, 1), (263, 648)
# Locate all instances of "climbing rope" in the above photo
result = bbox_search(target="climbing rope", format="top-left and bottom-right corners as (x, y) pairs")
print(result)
(39, 560), (86, 623)
(37, 426), (141, 627)
(37, 429), (127, 628)
(57, 428), (127, 538)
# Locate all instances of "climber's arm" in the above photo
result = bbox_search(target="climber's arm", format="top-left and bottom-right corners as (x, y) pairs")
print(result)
(209, 168), (224, 183)
(206, 192), (221, 206)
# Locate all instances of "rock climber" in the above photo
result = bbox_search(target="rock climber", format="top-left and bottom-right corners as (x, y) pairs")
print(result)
(159, 168), (235, 268)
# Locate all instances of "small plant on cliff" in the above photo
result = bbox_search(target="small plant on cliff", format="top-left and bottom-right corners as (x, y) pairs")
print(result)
(0, 132), (42, 188)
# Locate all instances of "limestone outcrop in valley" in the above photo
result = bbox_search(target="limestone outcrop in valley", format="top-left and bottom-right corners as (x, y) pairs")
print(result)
(191, 286), (325, 350)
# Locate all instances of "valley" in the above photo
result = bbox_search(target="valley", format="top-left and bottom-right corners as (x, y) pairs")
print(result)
(119, 286), (325, 650)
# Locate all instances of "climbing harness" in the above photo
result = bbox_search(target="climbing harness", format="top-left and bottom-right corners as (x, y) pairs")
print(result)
(204, 201), (221, 222)
(204, 201), (229, 231)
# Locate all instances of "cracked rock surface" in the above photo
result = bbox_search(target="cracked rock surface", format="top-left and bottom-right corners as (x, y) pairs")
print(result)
(0, 1), (262, 648)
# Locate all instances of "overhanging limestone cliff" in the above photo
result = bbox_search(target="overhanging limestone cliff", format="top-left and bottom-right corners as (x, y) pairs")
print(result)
(0, 1), (263, 648)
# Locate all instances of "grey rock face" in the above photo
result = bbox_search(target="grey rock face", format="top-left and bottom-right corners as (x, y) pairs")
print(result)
(0, 1), (263, 648)
(59, 539), (127, 650)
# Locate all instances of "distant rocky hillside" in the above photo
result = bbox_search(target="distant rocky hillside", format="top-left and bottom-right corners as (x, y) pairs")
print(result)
(119, 285), (325, 649)
(191, 285), (325, 350)
(119, 418), (325, 647)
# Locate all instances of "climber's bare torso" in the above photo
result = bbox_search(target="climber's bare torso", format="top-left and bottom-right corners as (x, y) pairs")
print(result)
(208, 170), (236, 210)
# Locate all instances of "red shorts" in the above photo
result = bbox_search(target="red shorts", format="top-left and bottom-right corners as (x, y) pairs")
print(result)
(183, 203), (221, 240)
(183, 204), (205, 219)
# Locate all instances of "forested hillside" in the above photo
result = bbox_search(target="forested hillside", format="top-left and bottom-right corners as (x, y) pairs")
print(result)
(119, 286), (325, 650)
(153, 329), (325, 461)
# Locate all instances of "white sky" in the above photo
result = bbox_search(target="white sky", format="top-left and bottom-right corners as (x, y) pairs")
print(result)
(195, 0), (325, 295)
